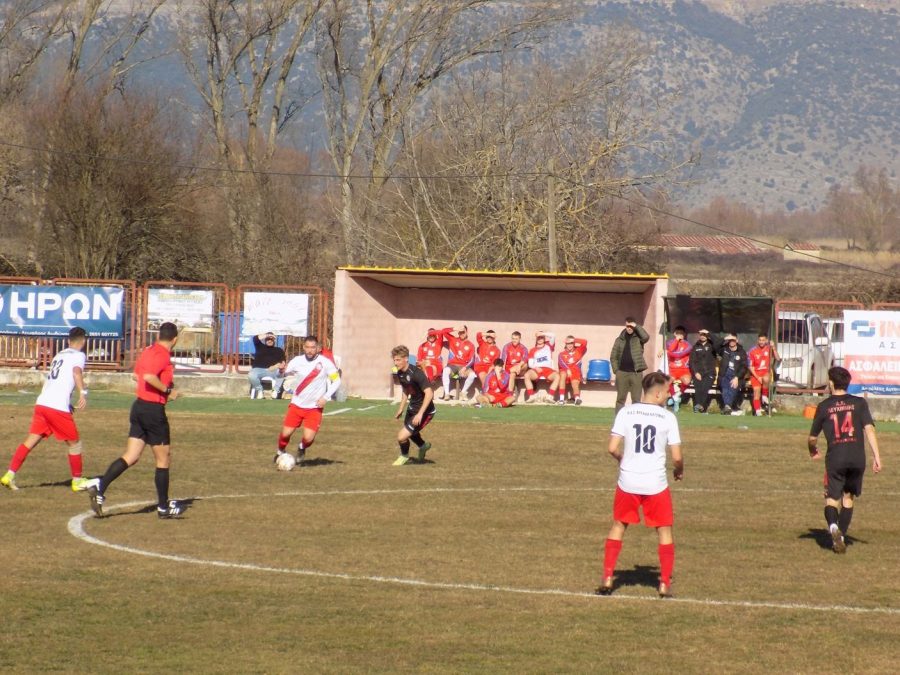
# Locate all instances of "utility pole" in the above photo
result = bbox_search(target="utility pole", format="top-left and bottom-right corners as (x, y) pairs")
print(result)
(547, 165), (558, 273)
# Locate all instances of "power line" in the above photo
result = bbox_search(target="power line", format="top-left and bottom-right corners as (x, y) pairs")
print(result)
(1, 138), (895, 281)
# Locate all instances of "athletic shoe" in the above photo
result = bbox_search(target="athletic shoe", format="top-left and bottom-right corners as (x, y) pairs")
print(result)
(594, 577), (614, 596)
(296, 446), (306, 465)
(87, 486), (105, 517)
(157, 500), (184, 519)
(666, 397), (674, 407)
(556, 399), (566, 406)
(693, 405), (702, 413)
(1, 471), (19, 491)
(273, 450), (284, 464)
(761, 395), (769, 406)
(731, 410), (745, 416)
(721, 405), (732, 415)
(417, 442), (432, 462)
(830, 526), (846, 554)
(658, 582), (673, 598)
(392, 455), (411, 466)
(473, 402), (482, 409)
(754, 409), (763, 417)
(71, 477), (99, 493)
(574, 397), (583, 405)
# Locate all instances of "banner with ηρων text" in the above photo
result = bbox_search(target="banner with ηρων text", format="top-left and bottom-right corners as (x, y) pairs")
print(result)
(0, 285), (124, 337)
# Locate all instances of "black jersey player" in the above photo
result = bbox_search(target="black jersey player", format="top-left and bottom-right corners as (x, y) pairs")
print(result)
(391, 345), (436, 465)
(807, 367), (883, 553)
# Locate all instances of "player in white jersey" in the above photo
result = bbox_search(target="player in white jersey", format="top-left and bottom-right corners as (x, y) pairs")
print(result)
(273, 335), (341, 465)
(1, 327), (92, 492)
(595, 371), (684, 598)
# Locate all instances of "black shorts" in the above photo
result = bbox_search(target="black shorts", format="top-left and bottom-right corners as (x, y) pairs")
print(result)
(129, 399), (171, 446)
(824, 459), (865, 500)
(404, 406), (435, 434)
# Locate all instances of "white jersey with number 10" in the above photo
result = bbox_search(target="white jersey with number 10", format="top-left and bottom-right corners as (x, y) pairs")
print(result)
(36, 348), (86, 413)
(611, 402), (681, 495)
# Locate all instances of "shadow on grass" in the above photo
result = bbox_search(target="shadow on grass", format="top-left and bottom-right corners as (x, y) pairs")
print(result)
(298, 457), (344, 468)
(99, 497), (197, 520)
(610, 564), (660, 592)
(799, 528), (867, 551)
(34, 479), (73, 489)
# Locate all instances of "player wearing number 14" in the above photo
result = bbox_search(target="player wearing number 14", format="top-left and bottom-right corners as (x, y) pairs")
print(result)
(595, 371), (684, 598)
(807, 366), (882, 554)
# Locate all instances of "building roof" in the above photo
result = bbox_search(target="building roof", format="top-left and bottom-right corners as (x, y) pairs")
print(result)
(785, 241), (821, 251)
(339, 266), (667, 294)
(658, 234), (764, 255)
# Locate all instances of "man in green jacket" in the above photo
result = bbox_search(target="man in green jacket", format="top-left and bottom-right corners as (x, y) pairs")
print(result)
(610, 317), (650, 413)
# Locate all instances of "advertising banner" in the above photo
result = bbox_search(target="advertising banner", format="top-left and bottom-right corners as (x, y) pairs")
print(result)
(242, 292), (309, 336)
(147, 288), (215, 332)
(843, 309), (900, 395)
(0, 285), (124, 337)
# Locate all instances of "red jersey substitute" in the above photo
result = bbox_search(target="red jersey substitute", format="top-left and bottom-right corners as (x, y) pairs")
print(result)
(474, 332), (502, 375)
(558, 338), (588, 379)
(747, 344), (774, 378)
(501, 341), (529, 371)
(666, 337), (692, 377)
(447, 334), (476, 367)
(134, 343), (174, 404)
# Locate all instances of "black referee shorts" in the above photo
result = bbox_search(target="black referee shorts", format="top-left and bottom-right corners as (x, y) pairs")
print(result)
(129, 399), (171, 446)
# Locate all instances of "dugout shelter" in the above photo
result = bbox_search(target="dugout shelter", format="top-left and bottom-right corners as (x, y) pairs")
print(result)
(332, 267), (669, 407)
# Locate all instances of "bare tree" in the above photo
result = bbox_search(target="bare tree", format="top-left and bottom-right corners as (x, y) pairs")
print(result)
(177, 0), (322, 265)
(368, 33), (692, 272)
(827, 166), (899, 252)
(314, 0), (563, 265)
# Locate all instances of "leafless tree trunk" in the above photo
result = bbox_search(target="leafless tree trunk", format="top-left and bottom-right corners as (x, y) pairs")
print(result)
(315, 0), (563, 265)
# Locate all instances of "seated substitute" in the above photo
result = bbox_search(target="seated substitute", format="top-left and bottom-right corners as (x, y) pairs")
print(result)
(416, 327), (448, 385)
(688, 328), (717, 414)
(500, 331), (529, 386)
(665, 325), (692, 413)
(717, 333), (748, 415)
(473, 329), (502, 389)
(557, 336), (588, 405)
(523, 330), (560, 403)
(441, 326), (476, 401)
(475, 359), (516, 408)
(248, 332), (286, 399)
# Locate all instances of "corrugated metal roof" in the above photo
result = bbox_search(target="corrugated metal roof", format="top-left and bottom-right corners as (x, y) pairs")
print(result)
(785, 241), (820, 251)
(339, 266), (667, 279)
(658, 234), (764, 254)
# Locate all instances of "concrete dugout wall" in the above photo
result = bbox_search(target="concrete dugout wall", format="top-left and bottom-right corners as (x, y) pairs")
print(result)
(332, 268), (669, 407)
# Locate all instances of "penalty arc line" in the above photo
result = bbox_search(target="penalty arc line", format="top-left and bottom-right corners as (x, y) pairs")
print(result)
(66, 490), (900, 617)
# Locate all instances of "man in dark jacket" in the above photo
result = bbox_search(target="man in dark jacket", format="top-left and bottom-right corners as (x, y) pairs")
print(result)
(249, 332), (287, 399)
(718, 333), (748, 414)
(609, 317), (650, 413)
(688, 328), (718, 413)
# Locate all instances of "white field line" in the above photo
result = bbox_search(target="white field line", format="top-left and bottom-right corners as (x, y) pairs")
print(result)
(322, 408), (353, 416)
(67, 488), (900, 616)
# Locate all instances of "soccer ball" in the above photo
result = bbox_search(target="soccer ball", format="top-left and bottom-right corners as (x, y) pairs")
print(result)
(275, 453), (296, 472)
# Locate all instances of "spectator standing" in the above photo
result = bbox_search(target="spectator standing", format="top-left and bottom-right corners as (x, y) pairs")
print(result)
(688, 329), (717, 413)
(558, 336), (588, 405)
(610, 317), (650, 413)
(718, 334), (748, 415)
(248, 332), (286, 399)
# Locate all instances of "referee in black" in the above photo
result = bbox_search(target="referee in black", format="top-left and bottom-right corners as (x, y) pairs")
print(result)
(391, 345), (436, 466)
(807, 366), (883, 553)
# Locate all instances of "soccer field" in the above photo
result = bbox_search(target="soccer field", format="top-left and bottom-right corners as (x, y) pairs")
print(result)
(1, 392), (899, 673)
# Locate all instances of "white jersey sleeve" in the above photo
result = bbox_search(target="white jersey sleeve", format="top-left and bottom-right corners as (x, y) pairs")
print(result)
(285, 355), (340, 409)
(611, 403), (681, 495)
(36, 348), (86, 412)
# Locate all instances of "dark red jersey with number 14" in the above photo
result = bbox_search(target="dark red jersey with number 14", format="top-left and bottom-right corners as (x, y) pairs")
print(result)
(810, 394), (874, 467)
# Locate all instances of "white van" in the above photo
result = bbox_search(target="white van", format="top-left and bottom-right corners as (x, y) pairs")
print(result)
(776, 311), (833, 389)
(824, 318), (844, 367)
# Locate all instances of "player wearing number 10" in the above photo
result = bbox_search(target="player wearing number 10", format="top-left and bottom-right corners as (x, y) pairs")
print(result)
(807, 366), (882, 554)
(595, 371), (684, 598)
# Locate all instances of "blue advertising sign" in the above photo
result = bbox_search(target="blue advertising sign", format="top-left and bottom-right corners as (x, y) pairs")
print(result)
(0, 285), (125, 337)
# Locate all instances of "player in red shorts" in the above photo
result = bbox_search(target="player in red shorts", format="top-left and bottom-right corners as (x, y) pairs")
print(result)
(664, 325), (692, 413)
(441, 326), (476, 401)
(747, 333), (779, 416)
(473, 329), (502, 390)
(595, 371), (684, 598)
(523, 330), (560, 403)
(500, 331), (529, 391)
(416, 327), (448, 384)
(475, 359), (515, 408)
(557, 336), (588, 405)
(275, 335), (341, 465)
(2, 327), (90, 493)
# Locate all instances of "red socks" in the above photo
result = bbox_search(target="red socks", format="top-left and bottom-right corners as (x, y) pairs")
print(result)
(752, 399), (761, 412)
(10, 444), (30, 472)
(658, 543), (675, 585)
(67, 452), (83, 478)
(277, 435), (290, 451)
(603, 538), (623, 578)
